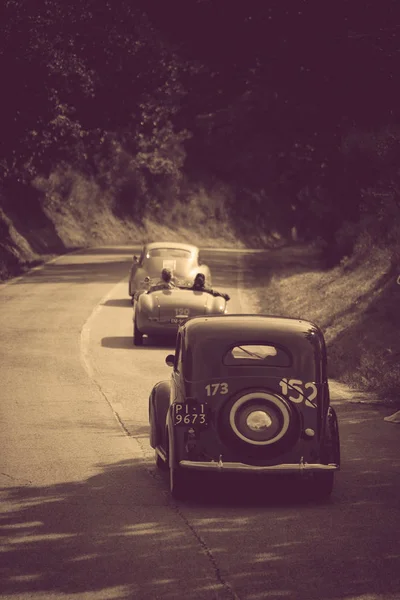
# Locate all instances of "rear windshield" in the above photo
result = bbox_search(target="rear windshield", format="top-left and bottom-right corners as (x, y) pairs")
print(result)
(147, 248), (192, 259)
(223, 344), (291, 367)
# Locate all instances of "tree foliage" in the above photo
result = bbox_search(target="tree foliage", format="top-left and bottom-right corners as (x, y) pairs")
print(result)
(0, 0), (399, 253)
(0, 0), (189, 188)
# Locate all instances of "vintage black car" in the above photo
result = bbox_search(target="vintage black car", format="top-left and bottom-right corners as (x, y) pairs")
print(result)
(149, 314), (340, 500)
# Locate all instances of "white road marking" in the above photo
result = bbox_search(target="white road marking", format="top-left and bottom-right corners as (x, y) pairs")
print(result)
(79, 277), (147, 455)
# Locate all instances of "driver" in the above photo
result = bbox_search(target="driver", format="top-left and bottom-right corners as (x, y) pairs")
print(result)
(190, 273), (230, 301)
(148, 267), (177, 292)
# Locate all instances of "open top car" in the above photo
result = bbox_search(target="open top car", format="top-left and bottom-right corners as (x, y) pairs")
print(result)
(129, 242), (211, 302)
(149, 314), (340, 500)
(133, 283), (229, 345)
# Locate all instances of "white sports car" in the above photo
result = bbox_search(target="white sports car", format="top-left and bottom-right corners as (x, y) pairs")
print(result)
(133, 285), (228, 346)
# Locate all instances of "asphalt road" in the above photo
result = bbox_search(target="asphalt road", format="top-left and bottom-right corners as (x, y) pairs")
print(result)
(1, 246), (399, 600)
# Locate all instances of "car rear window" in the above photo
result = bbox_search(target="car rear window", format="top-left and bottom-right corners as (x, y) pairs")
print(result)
(147, 248), (192, 259)
(223, 344), (291, 367)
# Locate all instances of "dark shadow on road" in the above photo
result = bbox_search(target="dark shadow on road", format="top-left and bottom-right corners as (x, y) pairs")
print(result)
(1, 448), (399, 600)
(102, 298), (132, 308)
(159, 469), (336, 507)
(139, 335), (176, 348)
(101, 336), (134, 349)
(0, 458), (207, 599)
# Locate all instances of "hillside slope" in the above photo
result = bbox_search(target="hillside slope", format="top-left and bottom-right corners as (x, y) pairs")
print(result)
(0, 175), (247, 280)
(241, 246), (399, 408)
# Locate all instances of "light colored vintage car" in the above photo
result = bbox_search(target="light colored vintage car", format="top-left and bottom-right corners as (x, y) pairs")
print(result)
(128, 242), (211, 302)
(133, 285), (228, 346)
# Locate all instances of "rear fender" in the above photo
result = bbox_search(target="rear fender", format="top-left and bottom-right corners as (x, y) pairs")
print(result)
(205, 295), (227, 314)
(149, 381), (171, 449)
(321, 406), (340, 466)
(166, 406), (186, 470)
(130, 267), (145, 293)
(138, 292), (153, 310)
(137, 293), (155, 327)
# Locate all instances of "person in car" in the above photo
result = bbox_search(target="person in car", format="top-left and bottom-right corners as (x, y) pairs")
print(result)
(190, 273), (230, 301)
(148, 268), (177, 292)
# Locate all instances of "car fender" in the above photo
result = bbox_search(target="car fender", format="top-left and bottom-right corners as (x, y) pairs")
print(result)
(167, 420), (177, 470)
(129, 262), (138, 282)
(166, 403), (182, 470)
(136, 293), (155, 329)
(321, 406), (340, 466)
(149, 380), (171, 449)
(205, 295), (227, 314)
(131, 267), (148, 292)
(129, 268), (139, 294)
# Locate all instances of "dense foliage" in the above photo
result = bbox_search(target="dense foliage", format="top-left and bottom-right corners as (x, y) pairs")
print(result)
(1, 0), (399, 258)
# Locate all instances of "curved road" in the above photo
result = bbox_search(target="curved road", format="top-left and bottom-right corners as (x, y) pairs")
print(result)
(1, 246), (399, 600)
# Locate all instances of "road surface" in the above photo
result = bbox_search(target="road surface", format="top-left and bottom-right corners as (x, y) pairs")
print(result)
(1, 246), (399, 600)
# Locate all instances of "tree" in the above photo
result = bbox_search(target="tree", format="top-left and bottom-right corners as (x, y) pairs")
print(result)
(0, 0), (191, 187)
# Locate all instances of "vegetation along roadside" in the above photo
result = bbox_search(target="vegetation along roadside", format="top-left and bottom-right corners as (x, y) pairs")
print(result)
(241, 243), (400, 410)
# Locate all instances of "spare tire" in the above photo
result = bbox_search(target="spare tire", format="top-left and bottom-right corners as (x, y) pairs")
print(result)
(218, 389), (300, 459)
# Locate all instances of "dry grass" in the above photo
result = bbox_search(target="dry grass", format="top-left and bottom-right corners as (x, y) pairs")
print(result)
(33, 167), (245, 250)
(244, 244), (399, 405)
(0, 167), (247, 282)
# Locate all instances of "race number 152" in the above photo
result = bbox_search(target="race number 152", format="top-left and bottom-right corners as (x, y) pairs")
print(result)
(279, 378), (317, 404)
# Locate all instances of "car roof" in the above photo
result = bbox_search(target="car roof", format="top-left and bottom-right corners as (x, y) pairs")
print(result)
(144, 242), (198, 253)
(182, 314), (322, 341)
(179, 315), (326, 382)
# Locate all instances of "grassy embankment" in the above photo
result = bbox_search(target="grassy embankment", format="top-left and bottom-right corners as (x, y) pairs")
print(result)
(242, 244), (399, 407)
(0, 167), (253, 281)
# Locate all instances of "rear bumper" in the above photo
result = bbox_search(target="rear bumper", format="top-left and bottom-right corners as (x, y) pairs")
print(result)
(179, 460), (340, 474)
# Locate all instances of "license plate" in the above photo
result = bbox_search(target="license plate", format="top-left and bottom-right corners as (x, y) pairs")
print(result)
(170, 317), (187, 325)
(173, 403), (209, 426)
